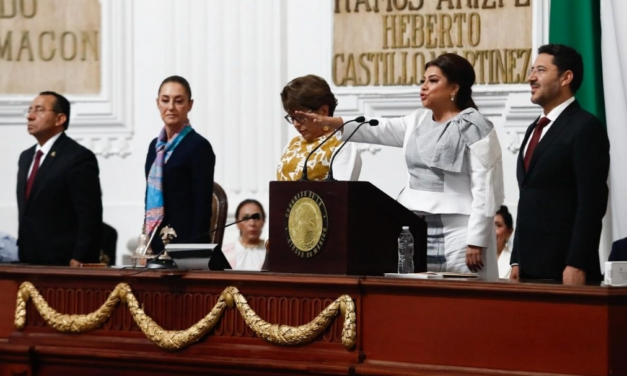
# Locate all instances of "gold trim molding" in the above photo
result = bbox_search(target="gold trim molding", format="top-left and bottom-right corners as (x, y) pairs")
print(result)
(14, 282), (356, 351)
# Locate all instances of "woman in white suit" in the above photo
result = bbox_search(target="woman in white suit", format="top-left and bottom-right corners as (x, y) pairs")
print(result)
(298, 54), (504, 279)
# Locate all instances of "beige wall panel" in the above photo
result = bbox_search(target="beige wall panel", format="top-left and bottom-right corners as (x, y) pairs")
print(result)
(333, 0), (532, 86)
(0, 0), (101, 94)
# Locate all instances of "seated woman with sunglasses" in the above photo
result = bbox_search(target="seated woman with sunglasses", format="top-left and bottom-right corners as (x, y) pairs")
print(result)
(222, 199), (267, 271)
(276, 75), (361, 181)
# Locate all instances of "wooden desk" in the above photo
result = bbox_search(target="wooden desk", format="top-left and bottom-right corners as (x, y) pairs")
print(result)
(0, 265), (625, 376)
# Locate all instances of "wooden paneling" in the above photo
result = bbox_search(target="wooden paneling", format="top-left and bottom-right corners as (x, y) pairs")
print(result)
(1, 265), (626, 376)
(0, 281), (18, 339)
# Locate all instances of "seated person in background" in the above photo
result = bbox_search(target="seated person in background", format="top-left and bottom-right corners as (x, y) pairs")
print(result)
(222, 199), (266, 271)
(0, 232), (19, 263)
(495, 206), (514, 278)
(100, 223), (118, 265)
(277, 75), (361, 181)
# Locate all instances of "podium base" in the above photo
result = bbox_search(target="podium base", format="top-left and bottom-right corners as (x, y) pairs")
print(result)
(146, 258), (177, 269)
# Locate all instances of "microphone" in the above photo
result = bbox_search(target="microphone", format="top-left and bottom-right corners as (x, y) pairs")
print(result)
(326, 119), (379, 181)
(145, 213), (263, 269)
(178, 213), (262, 243)
(147, 245), (168, 262)
(300, 116), (365, 181)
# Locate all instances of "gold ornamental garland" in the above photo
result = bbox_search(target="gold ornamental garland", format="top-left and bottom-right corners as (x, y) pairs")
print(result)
(15, 281), (124, 333)
(14, 282), (356, 351)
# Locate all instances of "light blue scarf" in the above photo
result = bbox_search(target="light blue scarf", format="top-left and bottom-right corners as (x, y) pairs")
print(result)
(144, 124), (193, 238)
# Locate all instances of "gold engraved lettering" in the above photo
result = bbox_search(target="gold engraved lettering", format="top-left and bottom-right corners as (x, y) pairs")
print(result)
(452, 13), (465, 47)
(0, 31), (12, 60)
(425, 14), (436, 48)
(17, 31), (33, 61)
(468, 12), (480, 47)
(19, 0), (36, 18)
(438, 14), (454, 48)
(354, 0), (371, 12)
(0, 0), (17, 18)
(411, 15), (424, 48)
(60, 31), (77, 61)
(38, 31), (55, 61)
(436, 0), (454, 10)
(382, 15), (395, 49)
(81, 31), (98, 61)
(408, 0), (423, 11)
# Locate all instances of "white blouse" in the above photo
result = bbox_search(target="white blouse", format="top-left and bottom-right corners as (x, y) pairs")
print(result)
(498, 247), (512, 279)
(222, 238), (266, 271)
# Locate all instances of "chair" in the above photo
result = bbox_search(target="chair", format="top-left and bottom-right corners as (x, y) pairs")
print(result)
(211, 182), (228, 247)
(100, 222), (118, 265)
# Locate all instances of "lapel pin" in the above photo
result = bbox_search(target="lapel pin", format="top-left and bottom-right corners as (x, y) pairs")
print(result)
(51, 151), (56, 157)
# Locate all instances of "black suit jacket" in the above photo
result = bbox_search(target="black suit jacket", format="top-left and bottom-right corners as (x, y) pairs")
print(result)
(511, 101), (610, 281)
(144, 129), (215, 253)
(16, 133), (103, 265)
(609, 238), (627, 262)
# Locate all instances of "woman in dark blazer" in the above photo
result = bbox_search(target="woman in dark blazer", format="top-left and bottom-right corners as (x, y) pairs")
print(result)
(144, 75), (215, 254)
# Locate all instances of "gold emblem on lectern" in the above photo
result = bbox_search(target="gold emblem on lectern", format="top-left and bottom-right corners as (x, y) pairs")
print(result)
(285, 190), (328, 258)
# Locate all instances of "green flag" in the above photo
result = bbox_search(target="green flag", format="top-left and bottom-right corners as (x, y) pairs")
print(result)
(549, 0), (605, 124)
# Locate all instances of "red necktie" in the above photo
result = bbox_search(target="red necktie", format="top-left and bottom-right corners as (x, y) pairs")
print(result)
(25, 150), (44, 200)
(524, 117), (550, 171)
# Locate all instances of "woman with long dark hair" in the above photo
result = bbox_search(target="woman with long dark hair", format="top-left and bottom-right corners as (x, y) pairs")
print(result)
(298, 54), (504, 279)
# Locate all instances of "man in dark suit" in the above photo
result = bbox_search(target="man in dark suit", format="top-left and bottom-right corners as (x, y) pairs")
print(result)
(510, 44), (610, 284)
(16, 91), (103, 266)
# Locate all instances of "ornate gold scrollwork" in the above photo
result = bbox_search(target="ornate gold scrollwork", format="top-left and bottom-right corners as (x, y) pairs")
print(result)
(14, 282), (356, 351)
(15, 281), (123, 333)
(229, 288), (356, 349)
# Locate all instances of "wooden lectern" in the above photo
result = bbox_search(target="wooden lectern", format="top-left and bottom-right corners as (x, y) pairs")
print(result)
(267, 181), (426, 275)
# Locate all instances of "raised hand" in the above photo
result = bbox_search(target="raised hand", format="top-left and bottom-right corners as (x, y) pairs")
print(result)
(294, 110), (344, 131)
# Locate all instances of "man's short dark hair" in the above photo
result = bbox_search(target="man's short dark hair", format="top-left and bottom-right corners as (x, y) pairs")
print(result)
(39, 91), (70, 130)
(538, 44), (584, 94)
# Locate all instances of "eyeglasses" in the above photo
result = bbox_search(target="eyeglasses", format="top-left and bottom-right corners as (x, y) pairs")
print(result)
(527, 67), (552, 76)
(284, 110), (312, 125)
(25, 107), (56, 116)
(241, 215), (262, 221)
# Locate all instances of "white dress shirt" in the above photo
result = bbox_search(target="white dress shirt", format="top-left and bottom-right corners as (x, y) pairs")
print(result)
(523, 96), (575, 156)
(498, 246), (512, 278)
(27, 132), (63, 177)
(221, 238), (266, 271)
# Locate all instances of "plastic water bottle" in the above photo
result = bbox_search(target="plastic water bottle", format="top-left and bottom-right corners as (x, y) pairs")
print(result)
(398, 226), (414, 274)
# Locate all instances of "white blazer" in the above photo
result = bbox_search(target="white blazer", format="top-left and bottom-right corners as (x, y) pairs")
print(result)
(341, 109), (504, 249)
(330, 141), (362, 181)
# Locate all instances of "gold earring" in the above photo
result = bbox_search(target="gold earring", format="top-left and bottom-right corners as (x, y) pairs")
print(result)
(323, 126), (329, 132)
(451, 93), (455, 101)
